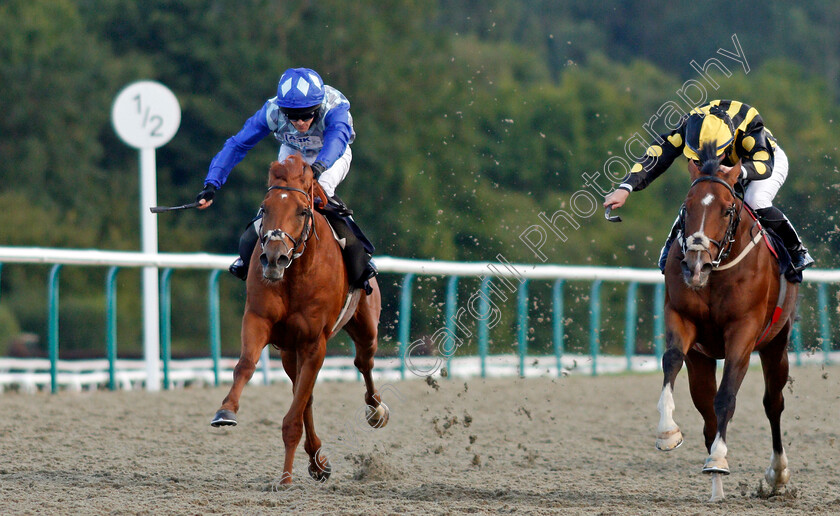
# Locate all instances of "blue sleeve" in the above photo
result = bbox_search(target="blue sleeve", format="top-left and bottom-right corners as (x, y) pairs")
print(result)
(204, 102), (273, 188)
(315, 104), (353, 168)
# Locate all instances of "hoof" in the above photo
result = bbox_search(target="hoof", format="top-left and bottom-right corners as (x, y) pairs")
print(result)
(270, 472), (293, 490)
(765, 466), (790, 489)
(702, 457), (730, 475)
(210, 409), (237, 427)
(365, 402), (390, 429)
(655, 427), (683, 451)
(308, 457), (332, 482)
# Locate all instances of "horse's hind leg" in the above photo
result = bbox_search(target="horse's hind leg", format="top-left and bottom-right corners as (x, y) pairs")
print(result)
(344, 278), (389, 428)
(211, 312), (271, 426)
(278, 339), (326, 485)
(685, 348), (718, 452)
(759, 325), (792, 492)
(303, 394), (331, 482)
(277, 347), (331, 483)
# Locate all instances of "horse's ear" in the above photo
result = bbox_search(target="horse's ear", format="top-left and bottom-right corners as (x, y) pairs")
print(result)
(687, 159), (701, 181)
(312, 176), (327, 205)
(303, 162), (314, 190)
(724, 160), (742, 185)
(269, 161), (282, 183)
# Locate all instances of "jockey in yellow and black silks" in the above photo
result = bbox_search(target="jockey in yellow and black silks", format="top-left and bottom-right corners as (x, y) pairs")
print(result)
(604, 99), (814, 272)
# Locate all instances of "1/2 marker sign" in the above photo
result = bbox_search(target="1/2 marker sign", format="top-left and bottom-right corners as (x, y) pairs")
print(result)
(112, 81), (181, 149)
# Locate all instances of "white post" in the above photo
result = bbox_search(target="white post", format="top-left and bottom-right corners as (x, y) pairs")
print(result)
(112, 81), (180, 392)
(140, 147), (161, 391)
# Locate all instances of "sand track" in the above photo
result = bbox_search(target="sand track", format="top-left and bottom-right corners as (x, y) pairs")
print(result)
(1, 364), (838, 514)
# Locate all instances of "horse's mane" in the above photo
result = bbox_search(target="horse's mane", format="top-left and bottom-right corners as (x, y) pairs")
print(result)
(698, 141), (721, 176)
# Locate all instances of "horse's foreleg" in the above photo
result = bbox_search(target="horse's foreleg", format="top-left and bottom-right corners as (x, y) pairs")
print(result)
(211, 312), (271, 427)
(702, 329), (756, 501)
(279, 341), (325, 485)
(704, 349), (751, 474)
(685, 348), (718, 452)
(656, 311), (696, 451)
(760, 327), (792, 492)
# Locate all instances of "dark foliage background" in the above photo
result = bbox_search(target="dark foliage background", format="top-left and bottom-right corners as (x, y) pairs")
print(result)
(1, 0), (837, 358)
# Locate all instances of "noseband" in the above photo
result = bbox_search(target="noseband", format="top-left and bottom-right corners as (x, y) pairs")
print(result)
(259, 185), (314, 267)
(679, 176), (742, 268)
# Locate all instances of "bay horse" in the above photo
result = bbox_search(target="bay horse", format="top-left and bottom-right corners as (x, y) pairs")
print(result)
(655, 142), (798, 501)
(210, 155), (390, 485)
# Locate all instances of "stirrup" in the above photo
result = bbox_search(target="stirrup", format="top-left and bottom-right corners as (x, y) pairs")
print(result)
(791, 249), (815, 272)
(229, 258), (248, 281)
(327, 195), (353, 216)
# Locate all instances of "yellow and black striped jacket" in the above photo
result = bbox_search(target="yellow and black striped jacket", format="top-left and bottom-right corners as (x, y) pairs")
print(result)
(619, 100), (778, 192)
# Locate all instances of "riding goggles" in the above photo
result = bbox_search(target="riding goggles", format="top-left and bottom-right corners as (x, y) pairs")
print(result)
(281, 106), (320, 121)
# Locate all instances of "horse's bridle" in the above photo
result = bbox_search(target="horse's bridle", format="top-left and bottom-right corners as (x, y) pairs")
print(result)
(679, 176), (743, 268)
(258, 185), (314, 268)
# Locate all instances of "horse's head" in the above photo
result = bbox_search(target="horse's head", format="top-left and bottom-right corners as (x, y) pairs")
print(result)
(679, 142), (742, 289)
(258, 156), (315, 281)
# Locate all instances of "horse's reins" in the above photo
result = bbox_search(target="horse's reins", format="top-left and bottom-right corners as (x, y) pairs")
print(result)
(680, 175), (754, 270)
(259, 185), (315, 267)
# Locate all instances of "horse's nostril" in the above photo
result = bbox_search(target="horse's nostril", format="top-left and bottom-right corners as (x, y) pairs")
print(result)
(260, 254), (268, 267)
(701, 263), (713, 275)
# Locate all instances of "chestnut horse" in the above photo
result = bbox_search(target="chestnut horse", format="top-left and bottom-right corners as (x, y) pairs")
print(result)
(655, 142), (798, 501)
(210, 155), (389, 485)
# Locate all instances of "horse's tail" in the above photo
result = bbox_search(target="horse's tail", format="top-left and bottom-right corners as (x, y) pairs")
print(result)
(698, 141), (721, 176)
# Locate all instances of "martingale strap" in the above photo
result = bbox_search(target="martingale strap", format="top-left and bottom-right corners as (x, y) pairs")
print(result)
(713, 231), (763, 271)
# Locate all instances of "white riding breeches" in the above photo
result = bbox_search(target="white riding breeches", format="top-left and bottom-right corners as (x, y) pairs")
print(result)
(277, 144), (352, 198)
(743, 145), (788, 210)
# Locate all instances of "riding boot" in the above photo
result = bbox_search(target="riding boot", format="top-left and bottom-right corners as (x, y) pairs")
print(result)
(340, 214), (377, 294)
(658, 215), (682, 273)
(229, 221), (259, 281)
(755, 206), (815, 271)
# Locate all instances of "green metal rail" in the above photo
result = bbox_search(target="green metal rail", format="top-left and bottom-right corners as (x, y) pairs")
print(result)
(105, 267), (119, 391)
(0, 251), (834, 391)
(392, 275), (833, 379)
(48, 264), (62, 394)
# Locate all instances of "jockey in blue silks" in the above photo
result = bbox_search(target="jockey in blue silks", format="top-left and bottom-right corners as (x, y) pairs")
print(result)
(196, 68), (376, 290)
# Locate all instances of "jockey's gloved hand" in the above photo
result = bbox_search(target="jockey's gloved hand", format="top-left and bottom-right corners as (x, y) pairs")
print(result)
(196, 184), (217, 205)
(311, 161), (326, 180)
